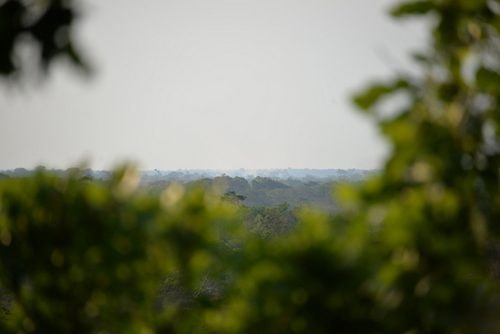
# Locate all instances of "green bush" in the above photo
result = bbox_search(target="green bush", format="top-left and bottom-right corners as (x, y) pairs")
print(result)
(0, 168), (240, 333)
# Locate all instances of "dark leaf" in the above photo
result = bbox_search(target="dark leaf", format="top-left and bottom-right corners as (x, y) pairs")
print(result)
(476, 67), (500, 94)
(391, 1), (436, 17)
(353, 79), (409, 110)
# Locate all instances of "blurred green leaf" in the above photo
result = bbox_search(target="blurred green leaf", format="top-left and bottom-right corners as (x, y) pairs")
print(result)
(391, 1), (436, 17)
(0, 0), (87, 82)
(476, 67), (500, 94)
(352, 79), (409, 111)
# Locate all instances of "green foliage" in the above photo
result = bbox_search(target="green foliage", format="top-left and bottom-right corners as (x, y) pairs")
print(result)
(214, 176), (251, 193)
(352, 79), (409, 111)
(476, 66), (500, 95)
(222, 191), (247, 205)
(240, 203), (298, 239)
(0, 168), (239, 333)
(0, 0), (87, 80)
(251, 177), (290, 192)
(391, 1), (436, 17)
(176, 175), (339, 212)
(2, 0), (500, 333)
(348, 0), (500, 332)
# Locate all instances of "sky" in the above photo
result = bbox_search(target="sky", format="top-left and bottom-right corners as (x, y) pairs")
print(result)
(0, 0), (427, 171)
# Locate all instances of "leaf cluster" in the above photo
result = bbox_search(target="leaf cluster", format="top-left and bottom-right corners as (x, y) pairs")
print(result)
(0, 0), (87, 81)
(0, 168), (240, 333)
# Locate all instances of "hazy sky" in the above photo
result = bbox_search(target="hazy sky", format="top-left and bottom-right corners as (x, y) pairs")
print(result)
(0, 0), (426, 171)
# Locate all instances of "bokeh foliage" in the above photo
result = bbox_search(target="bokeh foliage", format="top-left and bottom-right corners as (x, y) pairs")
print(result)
(0, 168), (240, 333)
(0, 0), (87, 80)
(2, 0), (500, 333)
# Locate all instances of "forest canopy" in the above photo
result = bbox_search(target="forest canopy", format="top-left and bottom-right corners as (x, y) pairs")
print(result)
(1, 0), (500, 333)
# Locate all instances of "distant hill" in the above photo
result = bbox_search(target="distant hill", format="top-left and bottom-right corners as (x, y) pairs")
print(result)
(0, 168), (378, 213)
(0, 167), (379, 182)
(139, 168), (379, 183)
(142, 175), (345, 213)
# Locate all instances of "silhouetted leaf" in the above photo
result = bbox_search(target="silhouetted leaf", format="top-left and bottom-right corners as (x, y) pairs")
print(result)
(353, 79), (409, 111)
(391, 1), (436, 17)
